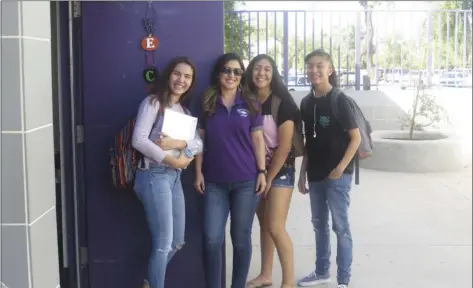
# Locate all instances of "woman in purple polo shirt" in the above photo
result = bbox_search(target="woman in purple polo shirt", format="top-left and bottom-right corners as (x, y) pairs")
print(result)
(193, 53), (267, 288)
(245, 54), (301, 288)
(132, 56), (203, 288)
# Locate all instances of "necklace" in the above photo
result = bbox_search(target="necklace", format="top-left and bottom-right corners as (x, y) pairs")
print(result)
(312, 90), (330, 98)
(312, 88), (332, 138)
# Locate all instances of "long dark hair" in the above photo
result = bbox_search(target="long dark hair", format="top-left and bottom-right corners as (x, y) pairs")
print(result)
(202, 53), (259, 117)
(246, 54), (303, 134)
(304, 49), (339, 87)
(149, 56), (197, 108)
(246, 54), (298, 107)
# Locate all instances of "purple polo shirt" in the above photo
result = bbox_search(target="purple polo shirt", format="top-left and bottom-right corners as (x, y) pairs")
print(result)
(200, 93), (263, 183)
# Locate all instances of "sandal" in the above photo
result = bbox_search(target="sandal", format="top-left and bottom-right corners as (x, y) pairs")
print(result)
(246, 278), (273, 288)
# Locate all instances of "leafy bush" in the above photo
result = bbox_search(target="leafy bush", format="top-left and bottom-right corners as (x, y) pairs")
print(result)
(400, 81), (449, 138)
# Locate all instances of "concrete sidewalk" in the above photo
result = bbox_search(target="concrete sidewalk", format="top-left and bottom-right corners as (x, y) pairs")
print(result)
(225, 163), (472, 288)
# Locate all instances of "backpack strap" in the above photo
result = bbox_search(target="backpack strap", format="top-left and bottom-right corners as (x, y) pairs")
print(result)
(270, 94), (282, 122)
(182, 106), (191, 116)
(299, 92), (313, 137)
(299, 92), (313, 118)
(270, 94), (305, 157)
(330, 87), (344, 123)
(140, 102), (164, 169)
(154, 104), (164, 130)
(329, 88), (362, 185)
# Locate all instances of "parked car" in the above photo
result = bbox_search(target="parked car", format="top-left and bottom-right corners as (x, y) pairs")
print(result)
(400, 70), (427, 88)
(439, 72), (472, 87)
(338, 70), (369, 88)
(451, 68), (472, 76)
(287, 75), (311, 91)
(385, 68), (409, 83)
(431, 69), (448, 85)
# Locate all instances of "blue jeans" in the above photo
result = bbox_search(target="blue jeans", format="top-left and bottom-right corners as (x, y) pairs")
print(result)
(309, 173), (353, 285)
(133, 164), (185, 288)
(203, 180), (260, 288)
(271, 167), (295, 188)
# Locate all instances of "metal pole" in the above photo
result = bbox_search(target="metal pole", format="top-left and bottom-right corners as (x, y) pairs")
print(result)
(231, 12), (235, 52)
(283, 11), (289, 85)
(239, 13), (243, 56)
(295, 12), (298, 76)
(355, 11), (361, 90)
(256, 12), (260, 56)
(463, 11), (467, 69)
(427, 9), (434, 86)
(0, 0), (3, 285)
(51, 1), (70, 270)
(68, 1), (82, 287)
(248, 12), (251, 59)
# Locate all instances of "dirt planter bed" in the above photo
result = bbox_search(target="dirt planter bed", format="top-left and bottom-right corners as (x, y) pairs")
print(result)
(360, 130), (464, 173)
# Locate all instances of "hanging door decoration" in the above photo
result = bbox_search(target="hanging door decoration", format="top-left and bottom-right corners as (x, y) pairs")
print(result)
(142, 2), (159, 92)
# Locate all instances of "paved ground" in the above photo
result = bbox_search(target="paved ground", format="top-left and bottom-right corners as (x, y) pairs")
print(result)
(225, 160), (473, 288)
(223, 85), (472, 287)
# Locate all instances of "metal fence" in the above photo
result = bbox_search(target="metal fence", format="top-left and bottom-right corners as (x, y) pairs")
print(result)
(225, 9), (473, 90)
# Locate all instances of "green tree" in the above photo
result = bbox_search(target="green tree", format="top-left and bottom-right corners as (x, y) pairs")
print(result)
(430, 0), (472, 69)
(440, 0), (472, 68)
(262, 21), (345, 73)
(264, 24), (317, 72)
(359, 1), (381, 76)
(224, 1), (254, 59)
(260, 23), (284, 66)
(383, 35), (418, 69)
(334, 25), (356, 70)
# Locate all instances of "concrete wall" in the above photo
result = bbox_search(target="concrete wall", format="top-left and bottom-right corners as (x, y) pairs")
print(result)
(1, 1), (60, 288)
(290, 89), (407, 131)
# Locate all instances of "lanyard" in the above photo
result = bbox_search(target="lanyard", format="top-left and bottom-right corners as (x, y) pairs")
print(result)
(142, 1), (159, 92)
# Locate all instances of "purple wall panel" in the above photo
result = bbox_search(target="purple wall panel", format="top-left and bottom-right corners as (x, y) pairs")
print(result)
(80, 2), (223, 287)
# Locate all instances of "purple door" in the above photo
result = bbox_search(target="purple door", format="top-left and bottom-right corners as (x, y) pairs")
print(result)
(80, 2), (224, 287)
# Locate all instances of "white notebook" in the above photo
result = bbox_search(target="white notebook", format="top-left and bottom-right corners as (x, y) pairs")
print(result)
(161, 108), (198, 141)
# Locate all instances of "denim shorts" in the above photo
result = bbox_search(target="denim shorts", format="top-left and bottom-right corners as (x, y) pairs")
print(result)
(271, 167), (295, 188)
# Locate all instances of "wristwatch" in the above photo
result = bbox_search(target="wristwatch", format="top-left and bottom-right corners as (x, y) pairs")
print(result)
(257, 169), (266, 175)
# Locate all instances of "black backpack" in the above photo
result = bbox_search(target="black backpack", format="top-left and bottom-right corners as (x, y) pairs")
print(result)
(330, 88), (373, 159)
(330, 88), (373, 185)
(270, 95), (305, 157)
(300, 88), (373, 185)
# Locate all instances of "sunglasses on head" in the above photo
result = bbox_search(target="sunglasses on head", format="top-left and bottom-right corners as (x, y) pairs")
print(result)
(220, 67), (244, 76)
